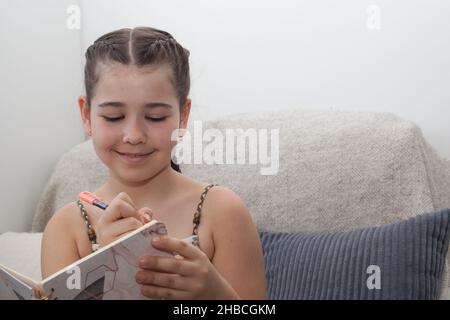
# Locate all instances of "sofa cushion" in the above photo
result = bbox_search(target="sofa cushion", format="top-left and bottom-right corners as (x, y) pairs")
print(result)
(260, 209), (450, 300)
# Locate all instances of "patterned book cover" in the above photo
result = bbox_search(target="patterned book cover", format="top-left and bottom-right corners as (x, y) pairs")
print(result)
(0, 221), (172, 300)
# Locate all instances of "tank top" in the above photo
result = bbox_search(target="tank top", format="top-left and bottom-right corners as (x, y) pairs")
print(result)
(76, 184), (217, 253)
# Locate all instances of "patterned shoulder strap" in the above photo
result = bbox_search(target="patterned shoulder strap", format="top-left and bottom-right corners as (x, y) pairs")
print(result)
(76, 200), (99, 252)
(192, 184), (218, 236)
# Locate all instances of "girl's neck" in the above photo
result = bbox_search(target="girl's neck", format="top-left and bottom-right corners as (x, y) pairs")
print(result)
(100, 165), (183, 207)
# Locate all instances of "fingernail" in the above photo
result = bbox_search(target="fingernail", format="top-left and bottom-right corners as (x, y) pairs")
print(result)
(135, 273), (144, 283)
(144, 213), (151, 221)
(139, 258), (146, 266)
(152, 236), (160, 244)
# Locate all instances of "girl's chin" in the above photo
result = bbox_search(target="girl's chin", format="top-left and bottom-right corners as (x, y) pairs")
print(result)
(111, 161), (171, 181)
(113, 170), (157, 185)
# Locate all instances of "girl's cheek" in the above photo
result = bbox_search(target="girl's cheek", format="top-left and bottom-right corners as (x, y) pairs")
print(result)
(92, 122), (121, 148)
(150, 121), (179, 145)
(149, 127), (178, 159)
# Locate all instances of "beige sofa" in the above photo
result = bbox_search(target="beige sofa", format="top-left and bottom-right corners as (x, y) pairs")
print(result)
(1, 109), (450, 299)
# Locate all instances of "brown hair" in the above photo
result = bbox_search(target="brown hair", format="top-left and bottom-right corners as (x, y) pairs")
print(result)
(84, 27), (190, 173)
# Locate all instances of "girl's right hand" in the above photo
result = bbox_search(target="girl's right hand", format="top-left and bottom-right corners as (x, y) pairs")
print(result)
(92, 192), (153, 247)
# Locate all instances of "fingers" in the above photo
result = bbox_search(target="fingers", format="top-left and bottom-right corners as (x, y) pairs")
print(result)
(116, 191), (135, 207)
(100, 217), (143, 241)
(92, 192), (157, 247)
(150, 235), (203, 261)
(87, 192), (153, 224)
(109, 216), (144, 235)
(103, 192), (141, 223)
(138, 255), (197, 276)
(137, 207), (154, 224)
(135, 270), (190, 291)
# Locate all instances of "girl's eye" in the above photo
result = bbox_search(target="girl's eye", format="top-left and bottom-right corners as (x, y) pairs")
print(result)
(102, 116), (124, 122)
(146, 116), (167, 122)
(101, 116), (167, 122)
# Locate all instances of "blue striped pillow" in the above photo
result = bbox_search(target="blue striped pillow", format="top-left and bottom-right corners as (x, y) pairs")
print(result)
(259, 209), (450, 300)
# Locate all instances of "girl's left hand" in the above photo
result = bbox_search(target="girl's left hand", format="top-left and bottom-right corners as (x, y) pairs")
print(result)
(135, 235), (231, 300)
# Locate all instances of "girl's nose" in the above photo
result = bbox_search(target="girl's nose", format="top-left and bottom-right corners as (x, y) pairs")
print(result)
(122, 119), (147, 144)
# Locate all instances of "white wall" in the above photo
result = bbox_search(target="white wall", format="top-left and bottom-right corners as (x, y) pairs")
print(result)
(1, 0), (449, 232)
(0, 0), (84, 232)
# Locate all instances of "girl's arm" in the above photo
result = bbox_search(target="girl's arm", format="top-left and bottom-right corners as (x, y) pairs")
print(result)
(208, 187), (268, 299)
(41, 204), (81, 279)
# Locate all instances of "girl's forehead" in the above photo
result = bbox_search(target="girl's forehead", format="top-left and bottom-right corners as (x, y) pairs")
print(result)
(93, 63), (178, 105)
(99, 62), (171, 78)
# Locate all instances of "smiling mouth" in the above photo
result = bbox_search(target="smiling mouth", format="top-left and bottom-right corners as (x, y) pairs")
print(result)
(114, 150), (154, 157)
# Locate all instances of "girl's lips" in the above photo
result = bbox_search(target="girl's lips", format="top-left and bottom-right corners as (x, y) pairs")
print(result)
(114, 150), (153, 164)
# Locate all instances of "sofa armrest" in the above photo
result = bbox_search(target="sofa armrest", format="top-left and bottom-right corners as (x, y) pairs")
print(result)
(0, 232), (43, 282)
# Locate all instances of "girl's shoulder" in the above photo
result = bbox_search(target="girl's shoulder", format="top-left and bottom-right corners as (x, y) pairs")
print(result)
(182, 178), (248, 216)
(199, 185), (254, 234)
(44, 202), (81, 235)
(202, 185), (247, 209)
(41, 202), (87, 278)
(43, 201), (93, 257)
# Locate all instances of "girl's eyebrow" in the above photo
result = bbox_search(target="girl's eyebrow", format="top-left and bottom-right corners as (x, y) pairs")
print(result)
(98, 101), (173, 109)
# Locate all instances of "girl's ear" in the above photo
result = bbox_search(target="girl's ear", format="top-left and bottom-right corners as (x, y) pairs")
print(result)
(179, 99), (191, 131)
(78, 96), (92, 137)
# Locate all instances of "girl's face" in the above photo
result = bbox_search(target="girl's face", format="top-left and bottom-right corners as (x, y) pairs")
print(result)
(78, 63), (191, 184)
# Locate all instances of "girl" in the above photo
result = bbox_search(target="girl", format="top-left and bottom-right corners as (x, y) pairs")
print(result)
(41, 27), (268, 300)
